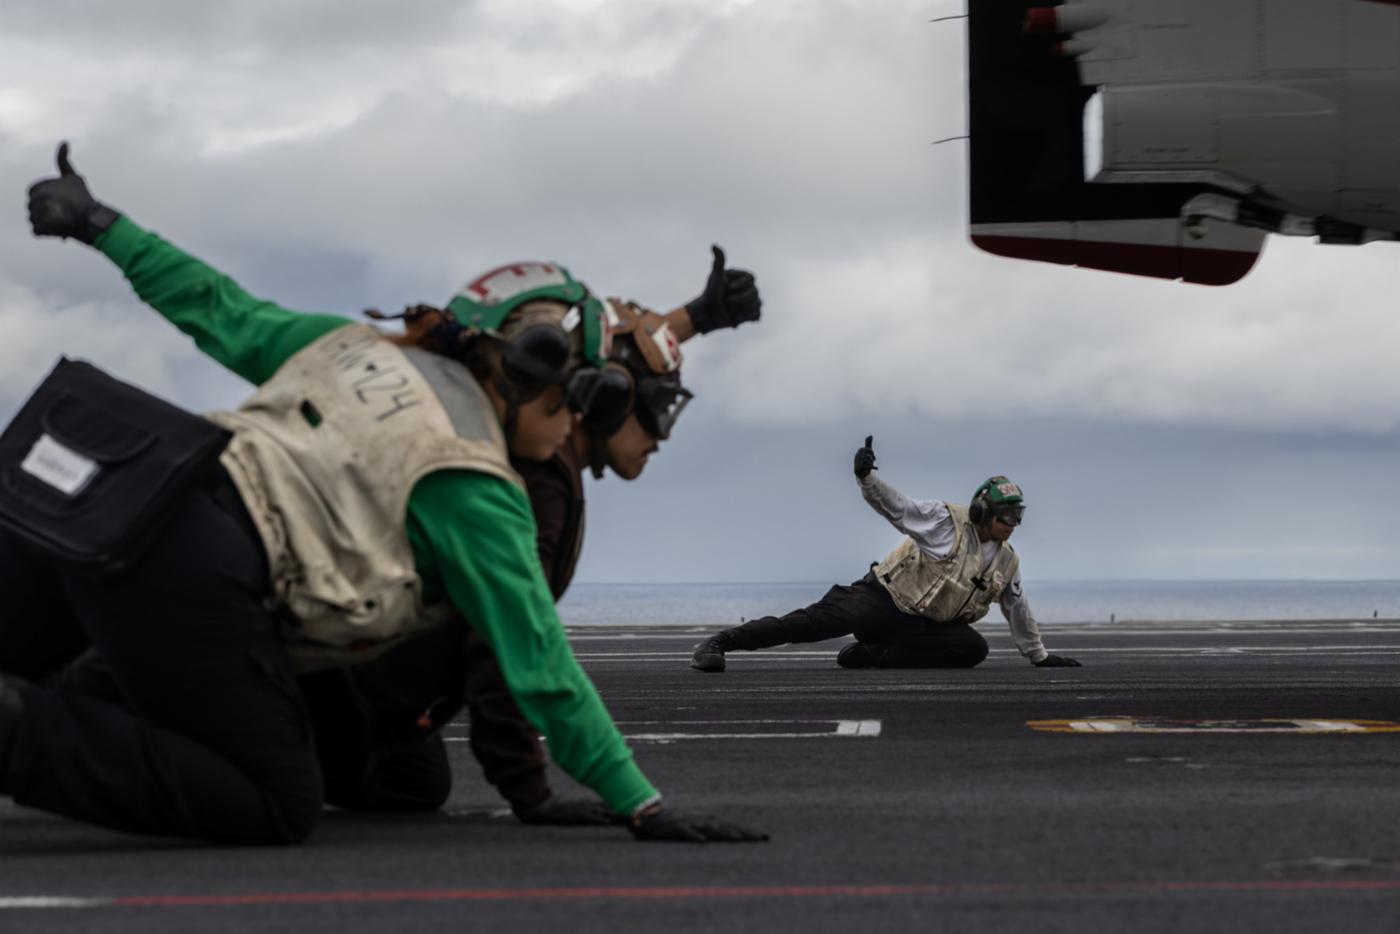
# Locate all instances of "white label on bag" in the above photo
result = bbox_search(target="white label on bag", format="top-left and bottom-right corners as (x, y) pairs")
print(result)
(20, 434), (99, 496)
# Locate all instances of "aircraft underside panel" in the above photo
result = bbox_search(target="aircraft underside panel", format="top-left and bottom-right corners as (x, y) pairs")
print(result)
(966, 0), (1258, 284)
(966, 0), (1400, 284)
(971, 219), (1264, 286)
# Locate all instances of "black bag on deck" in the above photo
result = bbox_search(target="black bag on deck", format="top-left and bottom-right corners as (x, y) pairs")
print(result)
(0, 357), (233, 576)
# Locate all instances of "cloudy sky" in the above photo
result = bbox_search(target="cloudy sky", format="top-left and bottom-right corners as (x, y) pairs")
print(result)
(3, 0), (1400, 584)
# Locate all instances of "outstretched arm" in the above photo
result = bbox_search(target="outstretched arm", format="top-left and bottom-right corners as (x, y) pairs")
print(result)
(97, 219), (351, 384)
(999, 575), (1047, 663)
(407, 471), (767, 842)
(28, 142), (350, 385)
(1000, 577), (1080, 667)
(854, 437), (957, 558)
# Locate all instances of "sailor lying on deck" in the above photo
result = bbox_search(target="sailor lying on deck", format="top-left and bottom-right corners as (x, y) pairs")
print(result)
(691, 436), (1081, 673)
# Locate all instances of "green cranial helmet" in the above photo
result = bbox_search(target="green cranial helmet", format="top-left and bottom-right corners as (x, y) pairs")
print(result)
(446, 261), (611, 367)
(970, 476), (1025, 527)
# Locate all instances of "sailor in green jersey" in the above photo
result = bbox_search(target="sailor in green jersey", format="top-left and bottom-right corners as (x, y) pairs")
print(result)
(0, 142), (765, 845)
(304, 289), (759, 823)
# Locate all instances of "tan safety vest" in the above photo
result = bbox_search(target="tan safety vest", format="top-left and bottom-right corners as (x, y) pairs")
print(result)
(208, 324), (523, 667)
(873, 503), (1020, 624)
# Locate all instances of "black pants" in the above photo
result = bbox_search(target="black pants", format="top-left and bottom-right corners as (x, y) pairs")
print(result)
(727, 573), (990, 668)
(0, 475), (323, 843)
(300, 618), (551, 813)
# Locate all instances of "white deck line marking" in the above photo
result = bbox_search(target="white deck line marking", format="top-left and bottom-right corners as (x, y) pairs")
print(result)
(614, 719), (863, 725)
(442, 719), (882, 742)
(0, 897), (104, 909)
(836, 720), (883, 736)
(623, 732), (846, 741)
(574, 645), (1400, 660)
(567, 625), (1400, 640)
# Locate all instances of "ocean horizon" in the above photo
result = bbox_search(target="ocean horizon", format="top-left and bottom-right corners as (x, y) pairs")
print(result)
(557, 579), (1400, 627)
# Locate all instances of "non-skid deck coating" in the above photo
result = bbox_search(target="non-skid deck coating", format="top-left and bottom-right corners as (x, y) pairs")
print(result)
(4, 619), (1400, 933)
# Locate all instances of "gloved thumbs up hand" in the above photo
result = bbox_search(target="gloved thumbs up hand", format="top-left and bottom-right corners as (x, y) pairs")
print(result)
(854, 435), (877, 479)
(685, 245), (761, 334)
(27, 141), (121, 244)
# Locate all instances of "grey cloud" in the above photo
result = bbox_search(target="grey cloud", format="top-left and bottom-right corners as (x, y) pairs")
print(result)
(0, 1), (475, 55)
(5, 0), (957, 321)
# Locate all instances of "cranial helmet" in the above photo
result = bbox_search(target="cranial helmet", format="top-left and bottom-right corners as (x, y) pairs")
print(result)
(968, 476), (1025, 527)
(604, 299), (693, 442)
(447, 261), (613, 368)
(444, 262), (633, 433)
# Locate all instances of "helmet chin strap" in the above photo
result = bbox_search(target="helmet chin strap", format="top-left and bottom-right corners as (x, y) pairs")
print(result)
(494, 374), (523, 448)
(503, 400), (519, 448)
(587, 430), (608, 479)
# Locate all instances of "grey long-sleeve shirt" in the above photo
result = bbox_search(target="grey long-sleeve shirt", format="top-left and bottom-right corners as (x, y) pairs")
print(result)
(858, 473), (1048, 662)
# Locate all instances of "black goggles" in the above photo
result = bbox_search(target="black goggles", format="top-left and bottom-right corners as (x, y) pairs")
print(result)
(634, 375), (692, 441)
(991, 504), (1025, 527)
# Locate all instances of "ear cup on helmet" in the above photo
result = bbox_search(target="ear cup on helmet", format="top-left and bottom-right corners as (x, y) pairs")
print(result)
(968, 494), (987, 525)
(573, 363), (635, 438)
(498, 324), (573, 397)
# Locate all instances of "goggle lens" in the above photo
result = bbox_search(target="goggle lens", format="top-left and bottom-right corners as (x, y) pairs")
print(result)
(635, 377), (692, 440)
(993, 505), (1024, 527)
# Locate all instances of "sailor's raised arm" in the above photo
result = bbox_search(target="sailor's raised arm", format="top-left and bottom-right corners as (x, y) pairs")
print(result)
(28, 141), (350, 386)
(853, 436), (955, 554)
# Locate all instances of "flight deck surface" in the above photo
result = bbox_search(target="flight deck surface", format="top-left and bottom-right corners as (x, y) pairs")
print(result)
(4, 620), (1400, 933)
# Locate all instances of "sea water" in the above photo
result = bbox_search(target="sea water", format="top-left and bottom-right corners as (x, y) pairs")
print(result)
(557, 580), (1400, 627)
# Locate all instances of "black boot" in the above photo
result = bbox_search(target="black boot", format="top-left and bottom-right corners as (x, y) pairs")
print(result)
(690, 631), (735, 673)
(836, 642), (879, 669)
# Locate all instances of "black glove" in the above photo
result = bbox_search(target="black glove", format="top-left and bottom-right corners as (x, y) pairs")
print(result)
(628, 804), (768, 843)
(27, 142), (121, 245)
(512, 795), (616, 826)
(854, 435), (877, 479)
(684, 245), (761, 334)
(1034, 654), (1082, 668)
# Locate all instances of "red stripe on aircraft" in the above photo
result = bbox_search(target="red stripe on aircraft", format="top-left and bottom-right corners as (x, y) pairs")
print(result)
(971, 235), (1261, 286)
(91, 879), (1400, 908)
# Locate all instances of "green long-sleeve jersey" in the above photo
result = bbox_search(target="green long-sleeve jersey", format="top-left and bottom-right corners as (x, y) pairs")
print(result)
(94, 216), (658, 815)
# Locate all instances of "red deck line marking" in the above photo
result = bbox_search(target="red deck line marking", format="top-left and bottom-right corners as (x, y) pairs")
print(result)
(95, 879), (1400, 908)
(112, 885), (996, 906)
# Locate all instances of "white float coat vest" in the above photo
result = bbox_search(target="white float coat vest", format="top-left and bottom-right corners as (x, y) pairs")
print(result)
(207, 324), (523, 667)
(872, 503), (1020, 623)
